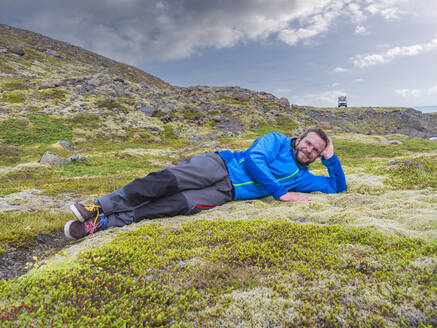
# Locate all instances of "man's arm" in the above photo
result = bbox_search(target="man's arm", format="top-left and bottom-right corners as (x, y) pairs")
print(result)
(243, 133), (290, 199)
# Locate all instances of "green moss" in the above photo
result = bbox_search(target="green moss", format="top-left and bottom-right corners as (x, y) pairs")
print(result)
(68, 113), (101, 129)
(96, 98), (129, 113)
(382, 154), (437, 190)
(3, 91), (25, 103)
(0, 61), (16, 74)
(37, 89), (67, 103)
(0, 144), (22, 165)
(182, 110), (205, 120)
(0, 210), (69, 249)
(334, 138), (437, 159)
(0, 220), (435, 326)
(2, 80), (29, 91)
(0, 114), (72, 145)
(161, 124), (189, 148)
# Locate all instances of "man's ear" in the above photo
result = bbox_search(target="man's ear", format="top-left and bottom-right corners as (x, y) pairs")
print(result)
(295, 137), (301, 145)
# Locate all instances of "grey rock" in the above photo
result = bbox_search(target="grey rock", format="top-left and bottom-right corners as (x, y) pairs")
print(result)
(91, 73), (103, 79)
(385, 160), (425, 171)
(59, 140), (73, 149)
(88, 78), (101, 87)
(214, 116), (245, 134)
(145, 126), (162, 135)
(40, 152), (67, 167)
(66, 154), (86, 163)
(160, 106), (174, 114)
(318, 121), (332, 129)
(139, 105), (157, 116)
(113, 86), (126, 97)
(429, 137), (437, 141)
(279, 97), (290, 108)
(0, 48), (8, 53)
(47, 50), (61, 57)
(40, 81), (61, 88)
(386, 139), (403, 145)
(234, 92), (250, 102)
(10, 46), (25, 56)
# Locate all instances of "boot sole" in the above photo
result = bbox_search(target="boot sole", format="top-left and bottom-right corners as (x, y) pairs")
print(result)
(64, 220), (76, 240)
(70, 204), (85, 222)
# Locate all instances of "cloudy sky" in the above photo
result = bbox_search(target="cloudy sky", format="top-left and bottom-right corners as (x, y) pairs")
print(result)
(1, 0), (437, 108)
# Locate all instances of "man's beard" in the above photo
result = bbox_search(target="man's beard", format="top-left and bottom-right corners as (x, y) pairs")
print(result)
(295, 149), (316, 166)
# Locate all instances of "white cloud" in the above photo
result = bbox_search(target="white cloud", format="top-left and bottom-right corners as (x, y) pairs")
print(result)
(352, 34), (437, 67)
(0, 0), (410, 64)
(354, 25), (367, 34)
(274, 88), (292, 93)
(428, 85), (437, 94)
(354, 78), (365, 83)
(331, 67), (347, 73)
(395, 85), (437, 99)
(365, 1), (403, 21)
(395, 89), (422, 98)
(294, 89), (347, 107)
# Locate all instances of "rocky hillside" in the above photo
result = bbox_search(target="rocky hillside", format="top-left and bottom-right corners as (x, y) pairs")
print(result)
(1, 23), (436, 143)
(1, 24), (436, 327)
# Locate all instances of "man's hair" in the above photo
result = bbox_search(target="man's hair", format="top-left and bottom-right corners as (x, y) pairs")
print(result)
(299, 128), (329, 145)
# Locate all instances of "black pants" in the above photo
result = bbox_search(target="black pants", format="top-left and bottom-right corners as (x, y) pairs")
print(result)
(98, 152), (234, 227)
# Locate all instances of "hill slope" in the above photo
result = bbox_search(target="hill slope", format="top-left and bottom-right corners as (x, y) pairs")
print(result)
(1, 23), (436, 142)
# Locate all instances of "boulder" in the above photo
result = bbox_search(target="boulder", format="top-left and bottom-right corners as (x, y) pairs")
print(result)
(59, 140), (73, 149)
(10, 46), (25, 56)
(234, 92), (250, 102)
(66, 154), (86, 163)
(47, 50), (61, 57)
(257, 94), (269, 100)
(139, 105), (157, 116)
(88, 78), (101, 87)
(279, 97), (290, 108)
(385, 160), (425, 171)
(40, 152), (67, 167)
(386, 139), (403, 145)
(39, 81), (62, 88)
(317, 121), (332, 129)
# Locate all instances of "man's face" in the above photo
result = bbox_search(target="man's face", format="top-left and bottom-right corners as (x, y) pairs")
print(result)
(295, 132), (327, 165)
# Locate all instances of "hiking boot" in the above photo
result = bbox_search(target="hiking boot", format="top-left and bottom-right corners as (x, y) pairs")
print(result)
(70, 203), (102, 222)
(64, 216), (108, 240)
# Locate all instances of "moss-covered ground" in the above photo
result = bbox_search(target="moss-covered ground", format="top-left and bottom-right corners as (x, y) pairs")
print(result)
(0, 124), (436, 326)
(1, 219), (436, 327)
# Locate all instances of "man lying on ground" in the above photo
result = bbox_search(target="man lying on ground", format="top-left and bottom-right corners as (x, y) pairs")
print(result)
(65, 128), (347, 240)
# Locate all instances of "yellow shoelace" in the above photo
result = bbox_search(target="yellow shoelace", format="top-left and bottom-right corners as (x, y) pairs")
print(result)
(84, 203), (102, 225)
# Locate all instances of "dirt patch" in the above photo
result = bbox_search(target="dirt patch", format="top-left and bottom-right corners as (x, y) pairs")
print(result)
(0, 229), (70, 280)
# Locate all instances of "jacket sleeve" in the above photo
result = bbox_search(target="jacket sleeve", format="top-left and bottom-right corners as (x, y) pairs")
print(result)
(244, 133), (288, 199)
(295, 154), (347, 193)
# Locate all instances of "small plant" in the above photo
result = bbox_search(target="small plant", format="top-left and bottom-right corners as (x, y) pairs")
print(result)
(0, 114), (72, 145)
(37, 89), (68, 103)
(2, 80), (29, 91)
(3, 91), (25, 103)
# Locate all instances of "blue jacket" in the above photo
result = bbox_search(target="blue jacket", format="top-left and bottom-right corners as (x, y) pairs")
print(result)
(218, 132), (347, 200)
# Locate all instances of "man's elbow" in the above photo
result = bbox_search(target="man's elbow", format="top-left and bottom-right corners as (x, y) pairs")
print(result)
(326, 183), (347, 194)
(336, 184), (347, 193)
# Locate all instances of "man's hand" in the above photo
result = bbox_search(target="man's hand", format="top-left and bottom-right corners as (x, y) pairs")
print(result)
(320, 137), (334, 160)
(279, 192), (311, 202)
